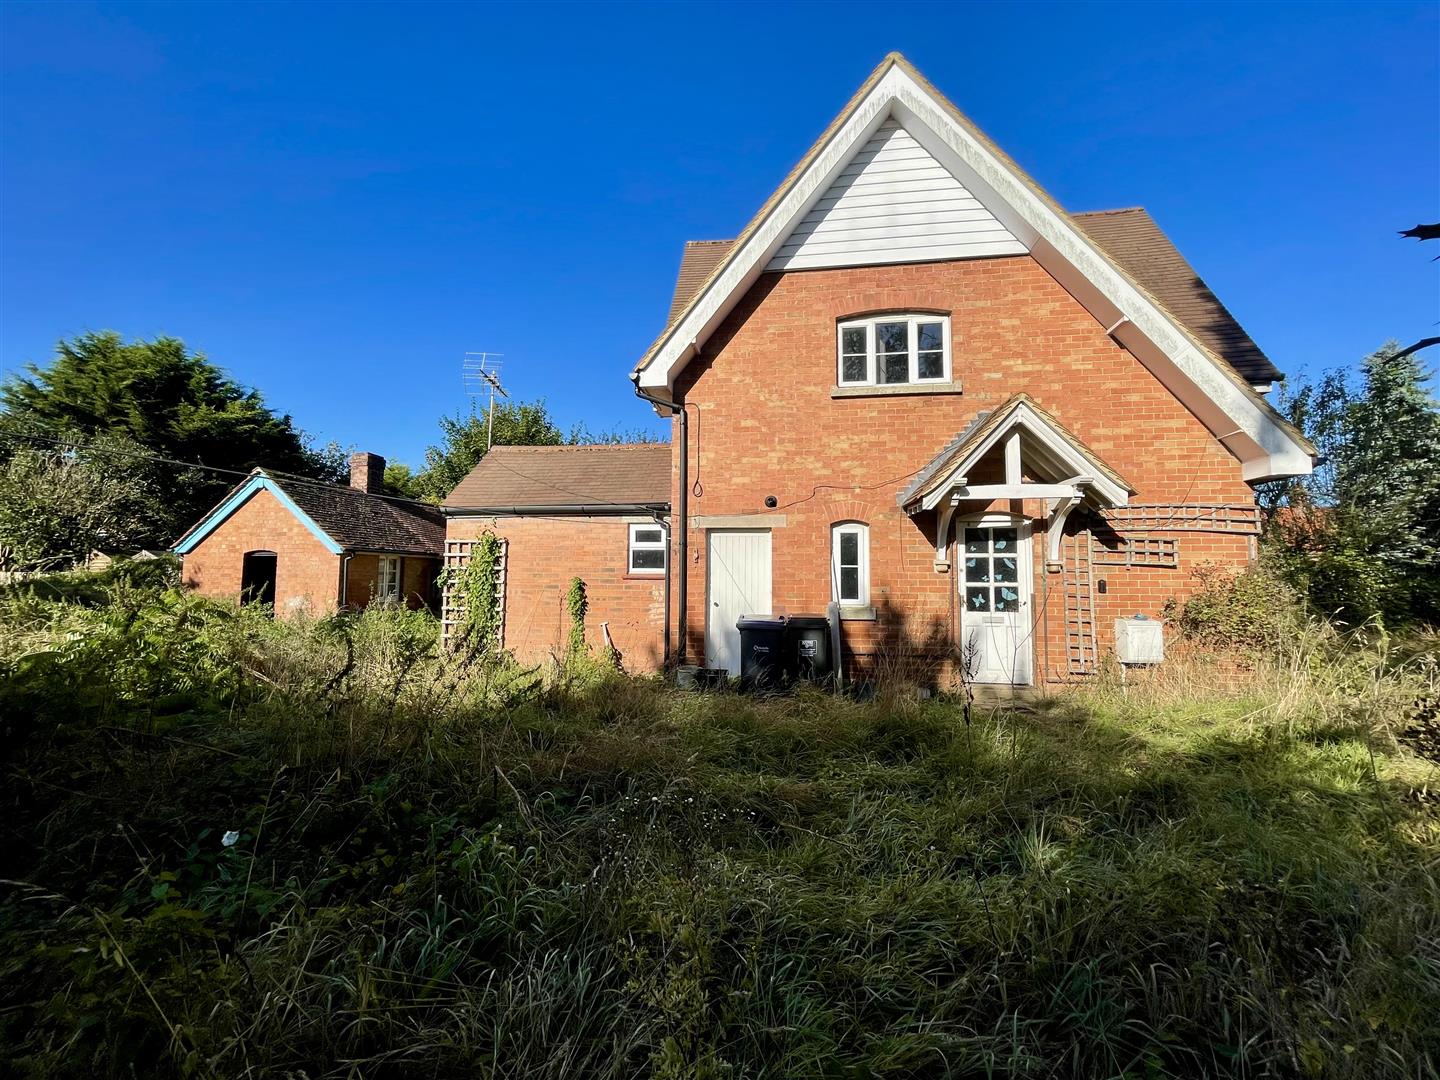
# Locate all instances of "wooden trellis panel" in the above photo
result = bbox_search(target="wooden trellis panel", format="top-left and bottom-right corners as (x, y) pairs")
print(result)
(441, 537), (507, 647)
(1062, 530), (1098, 676)
(1092, 536), (1180, 569)
(1097, 504), (1260, 535)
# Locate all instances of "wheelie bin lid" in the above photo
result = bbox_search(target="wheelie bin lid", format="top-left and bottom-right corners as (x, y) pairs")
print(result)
(786, 614), (830, 630)
(736, 615), (786, 631)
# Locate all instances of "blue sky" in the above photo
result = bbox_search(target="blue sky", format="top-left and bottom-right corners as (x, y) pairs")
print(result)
(2, 1), (1436, 469)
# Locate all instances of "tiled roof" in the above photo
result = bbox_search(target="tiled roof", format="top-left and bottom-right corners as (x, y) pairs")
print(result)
(667, 240), (736, 324)
(1070, 208), (1281, 385)
(897, 393), (1134, 510)
(282, 478), (445, 555)
(663, 208), (1281, 386)
(444, 444), (672, 510)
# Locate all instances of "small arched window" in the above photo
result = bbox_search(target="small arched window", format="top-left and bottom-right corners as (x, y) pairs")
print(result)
(830, 522), (870, 606)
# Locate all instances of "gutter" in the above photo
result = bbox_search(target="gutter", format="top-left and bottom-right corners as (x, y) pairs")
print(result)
(630, 374), (689, 667)
(442, 503), (670, 517)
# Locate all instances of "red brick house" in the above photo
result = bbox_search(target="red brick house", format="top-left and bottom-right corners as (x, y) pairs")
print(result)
(176, 452), (443, 615)
(442, 444), (671, 669)
(543, 51), (1309, 686)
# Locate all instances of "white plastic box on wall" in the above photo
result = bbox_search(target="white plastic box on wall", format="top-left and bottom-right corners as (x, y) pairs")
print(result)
(1115, 616), (1165, 665)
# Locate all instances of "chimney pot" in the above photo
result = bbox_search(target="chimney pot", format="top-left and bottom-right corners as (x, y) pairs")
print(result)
(350, 452), (385, 495)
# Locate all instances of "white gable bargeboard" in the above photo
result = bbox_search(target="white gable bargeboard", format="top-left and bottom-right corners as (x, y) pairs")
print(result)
(767, 119), (1026, 271)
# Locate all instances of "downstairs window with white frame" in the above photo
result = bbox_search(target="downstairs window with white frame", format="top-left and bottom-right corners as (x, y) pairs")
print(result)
(837, 314), (951, 387)
(376, 556), (402, 603)
(628, 523), (667, 575)
(831, 522), (870, 606)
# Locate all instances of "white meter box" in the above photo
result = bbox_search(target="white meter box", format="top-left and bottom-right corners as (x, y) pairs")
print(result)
(1115, 617), (1164, 665)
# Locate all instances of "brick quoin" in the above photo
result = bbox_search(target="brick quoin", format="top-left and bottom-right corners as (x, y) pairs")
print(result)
(449, 516), (667, 673)
(668, 255), (1260, 685)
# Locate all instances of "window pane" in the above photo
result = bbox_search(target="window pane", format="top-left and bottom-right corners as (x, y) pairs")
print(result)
(839, 530), (858, 566)
(966, 587), (990, 612)
(840, 566), (860, 600)
(993, 556), (1017, 582)
(965, 529), (988, 554)
(964, 557), (989, 583)
(633, 528), (663, 545)
(631, 549), (665, 570)
(992, 528), (1017, 552)
(881, 353), (909, 384)
(841, 327), (866, 355)
(995, 586), (1019, 612)
(917, 322), (944, 351)
(842, 354), (867, 382)
(876, 322), (908, 353)
(917, 351), (944, 379)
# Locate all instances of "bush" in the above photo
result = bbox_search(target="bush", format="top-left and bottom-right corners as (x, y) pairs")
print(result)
(1163, 561), (1302, 650)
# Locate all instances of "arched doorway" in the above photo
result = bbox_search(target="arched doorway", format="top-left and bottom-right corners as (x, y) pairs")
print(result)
(240, 551), (277, 609)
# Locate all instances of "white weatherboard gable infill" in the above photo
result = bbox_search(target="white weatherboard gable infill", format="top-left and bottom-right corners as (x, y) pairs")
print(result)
(637, 58), (1312, 483)
(767, 119), (1026, 271)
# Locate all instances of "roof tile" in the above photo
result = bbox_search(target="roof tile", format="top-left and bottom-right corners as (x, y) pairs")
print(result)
(445, 444), (672, 510)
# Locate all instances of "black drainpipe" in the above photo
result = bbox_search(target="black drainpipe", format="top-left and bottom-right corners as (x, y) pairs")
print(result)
(631, 374), (688, 666)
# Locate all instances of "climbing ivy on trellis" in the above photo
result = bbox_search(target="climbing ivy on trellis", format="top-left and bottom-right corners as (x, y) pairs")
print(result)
(454, 532), (503, 653)
(565, 576), (588, 660)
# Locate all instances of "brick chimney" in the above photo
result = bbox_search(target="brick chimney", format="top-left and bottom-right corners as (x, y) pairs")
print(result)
(350, 451), (385, 495)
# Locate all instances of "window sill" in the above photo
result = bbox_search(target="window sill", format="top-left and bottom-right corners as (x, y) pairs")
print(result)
(624, 572), (666, 582)
(831, 382), (963, 399)
(837, 605), (876, 621)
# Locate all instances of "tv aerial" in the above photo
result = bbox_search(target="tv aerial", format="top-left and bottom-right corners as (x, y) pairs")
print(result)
(462, 352), (509, 450)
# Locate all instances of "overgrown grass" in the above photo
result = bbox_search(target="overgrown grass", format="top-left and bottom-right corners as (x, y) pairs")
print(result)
(0, 585), (1436, 1078)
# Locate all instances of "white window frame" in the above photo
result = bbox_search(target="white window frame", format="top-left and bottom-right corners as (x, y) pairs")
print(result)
(376, 555), (402, 602)
(830, 522), (870, 605)
(628, 522), (668, 575)
(836, 313), (951, 387)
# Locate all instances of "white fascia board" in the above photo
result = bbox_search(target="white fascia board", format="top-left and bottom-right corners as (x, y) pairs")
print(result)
(918, 402), (1129, 511)
(641, 62), (1311, 482)
(887, 70), (1311, 478)
(637, 86), (899, 390)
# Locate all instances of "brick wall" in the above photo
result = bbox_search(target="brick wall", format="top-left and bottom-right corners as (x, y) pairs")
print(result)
(181, 488), (340, 615)
(670, 255), (1259, 684)
(448, 515), (668, 672)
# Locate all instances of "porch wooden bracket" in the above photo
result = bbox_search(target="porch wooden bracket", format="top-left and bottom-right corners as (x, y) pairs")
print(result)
(933, 487), (964, 571)
(1044, 478), (1090, 570)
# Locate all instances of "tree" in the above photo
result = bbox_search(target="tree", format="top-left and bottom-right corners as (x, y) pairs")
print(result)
(0, 332), (342, 544)
(382, 462), (424, 500)
(1263, 342), (1440, 625)
(416, 400), (567, 502)
(0, 432), (164, 572)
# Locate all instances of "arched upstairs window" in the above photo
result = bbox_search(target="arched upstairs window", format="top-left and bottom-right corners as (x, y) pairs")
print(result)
(830, 523), (869, 606)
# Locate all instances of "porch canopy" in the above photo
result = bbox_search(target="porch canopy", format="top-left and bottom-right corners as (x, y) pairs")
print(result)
(898, 394), (1134, 570)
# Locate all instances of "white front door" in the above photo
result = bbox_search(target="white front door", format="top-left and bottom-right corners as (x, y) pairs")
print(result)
(958, 519), (1033, 685)
(706, 530), (772, 676)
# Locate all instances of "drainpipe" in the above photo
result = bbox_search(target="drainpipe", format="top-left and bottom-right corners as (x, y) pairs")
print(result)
(338, 553), (354, 611)
(632, 374), (688, 666)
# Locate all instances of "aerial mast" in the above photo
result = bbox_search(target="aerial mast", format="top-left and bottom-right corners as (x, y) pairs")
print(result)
(462, 352), (509, 449)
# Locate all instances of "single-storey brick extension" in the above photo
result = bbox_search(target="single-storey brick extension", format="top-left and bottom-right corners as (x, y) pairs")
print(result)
(176, 452), (443, 614)
(176, 53), (1315, 688)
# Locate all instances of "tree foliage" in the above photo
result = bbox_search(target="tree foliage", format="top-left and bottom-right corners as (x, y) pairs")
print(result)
(0, 332), (343, 543)
(0, 433), (165, 572)
(1263, 342), (1440, 625)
